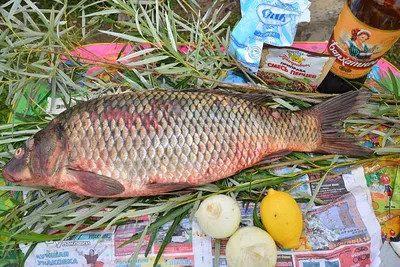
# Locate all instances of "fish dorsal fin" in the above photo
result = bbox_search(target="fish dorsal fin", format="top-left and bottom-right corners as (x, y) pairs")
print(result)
(176, 88), (272, 105)
(67, 168), (125, 196)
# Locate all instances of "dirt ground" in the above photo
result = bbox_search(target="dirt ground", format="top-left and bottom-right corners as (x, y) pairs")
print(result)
(295, 0), (345, 42)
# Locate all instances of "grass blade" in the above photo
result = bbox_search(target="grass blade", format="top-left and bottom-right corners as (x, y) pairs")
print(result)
(119, 203), (194, 247)
(125, 55), (169, 66)
(165, 11), (177, 52)
(82, 198), (137, 231)
(98, 30), (147, 43)
(252, 201), (265, 230)
(53, 199), (114, 227)
(144, 230), (158, 257)
(129, 219), (151, 267)
(388, 68), (399, 99)
(140, 5), (162, 47)
(153, 210), (188, 267)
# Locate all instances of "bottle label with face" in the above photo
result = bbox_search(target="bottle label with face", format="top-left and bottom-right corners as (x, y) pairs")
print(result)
(324, 2), (400, 79)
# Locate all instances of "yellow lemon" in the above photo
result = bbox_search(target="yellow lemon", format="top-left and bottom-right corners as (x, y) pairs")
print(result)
(260, 188), (303, 248)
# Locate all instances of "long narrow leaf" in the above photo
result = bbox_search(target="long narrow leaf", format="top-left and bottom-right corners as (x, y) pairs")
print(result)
(153, 211), (188, 266)
(165, 12), (177, 52)
(82, 198), (137, 231)
(129, 219), (151, 267)
(119, 203), (194, 247)
(98, 30), (147, 43)
(388, 68), (399, 99)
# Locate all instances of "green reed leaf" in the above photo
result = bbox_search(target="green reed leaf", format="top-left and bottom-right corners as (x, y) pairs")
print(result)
(153, 210), (188, 267)
(119, 202), (194, 247)
(126, 55), (169, 66)
(252, 200), (265, 230)
(53, 199), (114, 227)
(98, 30), (148, 43)
(145, 230), (158, 257)
(165, 11), (177, 52)
(130, 219), (151, 267)
(388, 68), (399, 100)
(140, 5), (162, 47)
(82, 198), (137, 231)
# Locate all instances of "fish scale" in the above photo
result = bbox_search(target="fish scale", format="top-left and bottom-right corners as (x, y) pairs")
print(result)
(2, 90), (373, 197)
(60, 91), (269, 193)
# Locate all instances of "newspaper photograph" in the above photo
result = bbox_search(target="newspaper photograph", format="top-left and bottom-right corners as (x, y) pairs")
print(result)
(114, 216), (195, 267)
(23, 231), (114, 267)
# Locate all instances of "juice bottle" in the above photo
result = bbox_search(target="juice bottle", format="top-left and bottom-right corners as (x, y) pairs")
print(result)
(317, 0), (400, 94)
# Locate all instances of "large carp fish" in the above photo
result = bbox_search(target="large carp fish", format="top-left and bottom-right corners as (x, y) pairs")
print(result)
(3, 89), (372, 197)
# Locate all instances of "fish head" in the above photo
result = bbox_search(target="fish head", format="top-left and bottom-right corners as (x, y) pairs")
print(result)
(3, 122), (67, 186)
(3, 138), (35, 184)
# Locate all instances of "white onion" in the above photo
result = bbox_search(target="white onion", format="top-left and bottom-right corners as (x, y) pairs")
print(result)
(226, 226), (277, 267)
(195, 194), (241, 239)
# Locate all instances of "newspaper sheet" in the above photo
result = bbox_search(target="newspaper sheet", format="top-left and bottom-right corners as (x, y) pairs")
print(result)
(21, 167), (382, 267)
(363, 159), (400, 243)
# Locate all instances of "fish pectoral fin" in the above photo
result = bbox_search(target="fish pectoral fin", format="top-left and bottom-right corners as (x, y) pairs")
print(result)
(253, 150), (292, 167)
(145, 182), (194, 194)
(67, 168), (125, 196)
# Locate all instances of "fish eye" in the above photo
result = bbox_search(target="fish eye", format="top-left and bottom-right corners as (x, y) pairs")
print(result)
(14, 147), (24, 158)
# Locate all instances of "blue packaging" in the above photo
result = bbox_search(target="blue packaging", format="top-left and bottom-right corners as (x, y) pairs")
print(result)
(229, 0), (311, 74)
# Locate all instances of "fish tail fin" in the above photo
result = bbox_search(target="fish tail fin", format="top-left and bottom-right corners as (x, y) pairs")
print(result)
(311, 90), (373, 156)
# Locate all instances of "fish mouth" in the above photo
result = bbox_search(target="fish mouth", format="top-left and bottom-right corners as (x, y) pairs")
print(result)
(2, 170), (22, 183)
